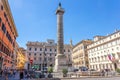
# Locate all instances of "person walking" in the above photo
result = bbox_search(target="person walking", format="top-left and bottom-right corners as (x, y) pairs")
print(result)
(19, 69), (24, 80)
(4, 69), (8, 80)
(13, 70), (16, 78)
(101, 70), (105, 76)
(0, 70), (3, 77)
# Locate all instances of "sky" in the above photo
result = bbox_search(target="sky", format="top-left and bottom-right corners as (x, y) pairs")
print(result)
(8, 0), (120, 49)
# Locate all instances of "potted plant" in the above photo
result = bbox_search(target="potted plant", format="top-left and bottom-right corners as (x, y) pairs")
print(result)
(62, 69), (68, 77)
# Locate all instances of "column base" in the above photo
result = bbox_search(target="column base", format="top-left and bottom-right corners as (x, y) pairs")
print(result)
(54, 54), (67, 72)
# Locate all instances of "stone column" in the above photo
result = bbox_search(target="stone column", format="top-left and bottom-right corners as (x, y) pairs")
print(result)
(56, 3), (64, 55)
(54, 3), (67, 73)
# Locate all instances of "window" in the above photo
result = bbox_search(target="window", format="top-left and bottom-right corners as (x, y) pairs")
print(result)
(112, 48), (114, 51)
(50, 54), (52, 56)
(40, 48), (42, 51)
(84, 46), (87, 49)
(68, 49), (70, 52)
(45, 48), (47, 51)
(6, 31), (12, 43)
(55, 49), (56, 52)
(29, 53), (31, 56)
(4, 12), (6, 18)
(29, 48), (31, 51)
(44, 58), (47, 61)
(40, 54), (41, 56)
(34, 53), (36, 56)
(0, 17), (1, 24)
(50, 49), (52, 51)
(50, 58), (52, 61)
(35, 48), (37, 51)
(2, 23), (6, 33)
(29, 58), (31, 60)
(34, 57), (36, 60)
(64, 49), (65, 52)
(44, 54), (46, 56)
(1, 5), (3, 10)
(50, 42), (52, 44)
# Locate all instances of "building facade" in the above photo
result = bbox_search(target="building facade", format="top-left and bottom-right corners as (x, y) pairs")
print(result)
(26, 39), (72, 71)
(13, 42), (26, 69)
(88, 30), (120, 71)
(0, 0), (18, 70)
(72, 40), (93, 69)
(16, 48), (26, 69)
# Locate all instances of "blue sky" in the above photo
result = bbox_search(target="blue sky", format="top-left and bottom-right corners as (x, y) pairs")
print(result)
(8, 0), (120, 48)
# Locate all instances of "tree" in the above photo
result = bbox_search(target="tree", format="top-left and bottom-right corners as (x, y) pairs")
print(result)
(62, 69), (68, 77)
(48, 67), (53, 73)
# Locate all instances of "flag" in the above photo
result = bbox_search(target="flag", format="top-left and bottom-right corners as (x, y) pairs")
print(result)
(108, 53), (114, 61)
(108, 54), (111, 60)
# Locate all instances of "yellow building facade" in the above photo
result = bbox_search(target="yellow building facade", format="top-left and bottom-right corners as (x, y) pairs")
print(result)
(15, 43), (26, 69)
(72, 40), (93, 69)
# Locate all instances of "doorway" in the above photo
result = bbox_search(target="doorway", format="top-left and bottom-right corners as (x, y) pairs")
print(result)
(114, 63), (117, 70)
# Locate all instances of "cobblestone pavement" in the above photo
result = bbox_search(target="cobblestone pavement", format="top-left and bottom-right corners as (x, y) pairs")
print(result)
(0, 77), (120, 80)
(0, 72), (120, 80)
(61, 76), (120, 80)
(0, 72), (20, 80)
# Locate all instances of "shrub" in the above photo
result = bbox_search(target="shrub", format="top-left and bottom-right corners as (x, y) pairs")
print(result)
(116, 68), (120, 73)
(48, 67), (53, 73)
(62, 69), (68, 77)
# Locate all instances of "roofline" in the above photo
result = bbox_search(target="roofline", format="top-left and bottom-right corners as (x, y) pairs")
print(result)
(88, 30), (120, 47)
(73, 39), (93, 48)
(2, 0), (18, 37)
(93, 35), (105, 38)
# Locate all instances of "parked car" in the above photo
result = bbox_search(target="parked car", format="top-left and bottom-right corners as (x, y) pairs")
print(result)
(79, 66), (88, 71)
(73, 69), (79, 72)
(34, 71), (45, 78)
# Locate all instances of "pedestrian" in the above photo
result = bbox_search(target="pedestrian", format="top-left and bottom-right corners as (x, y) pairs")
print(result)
(101, 70), (105, 76)
(13, 70), (16, 77)
(4, 69), (8, 80)
(19, 69), (24, 80)
(0, 69), (3, 76)
(111, 69), (115, 76)
(24, 70), (27, 79)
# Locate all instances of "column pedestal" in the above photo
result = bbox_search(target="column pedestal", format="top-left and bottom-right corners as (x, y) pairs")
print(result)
(54, 54), (67, 72)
